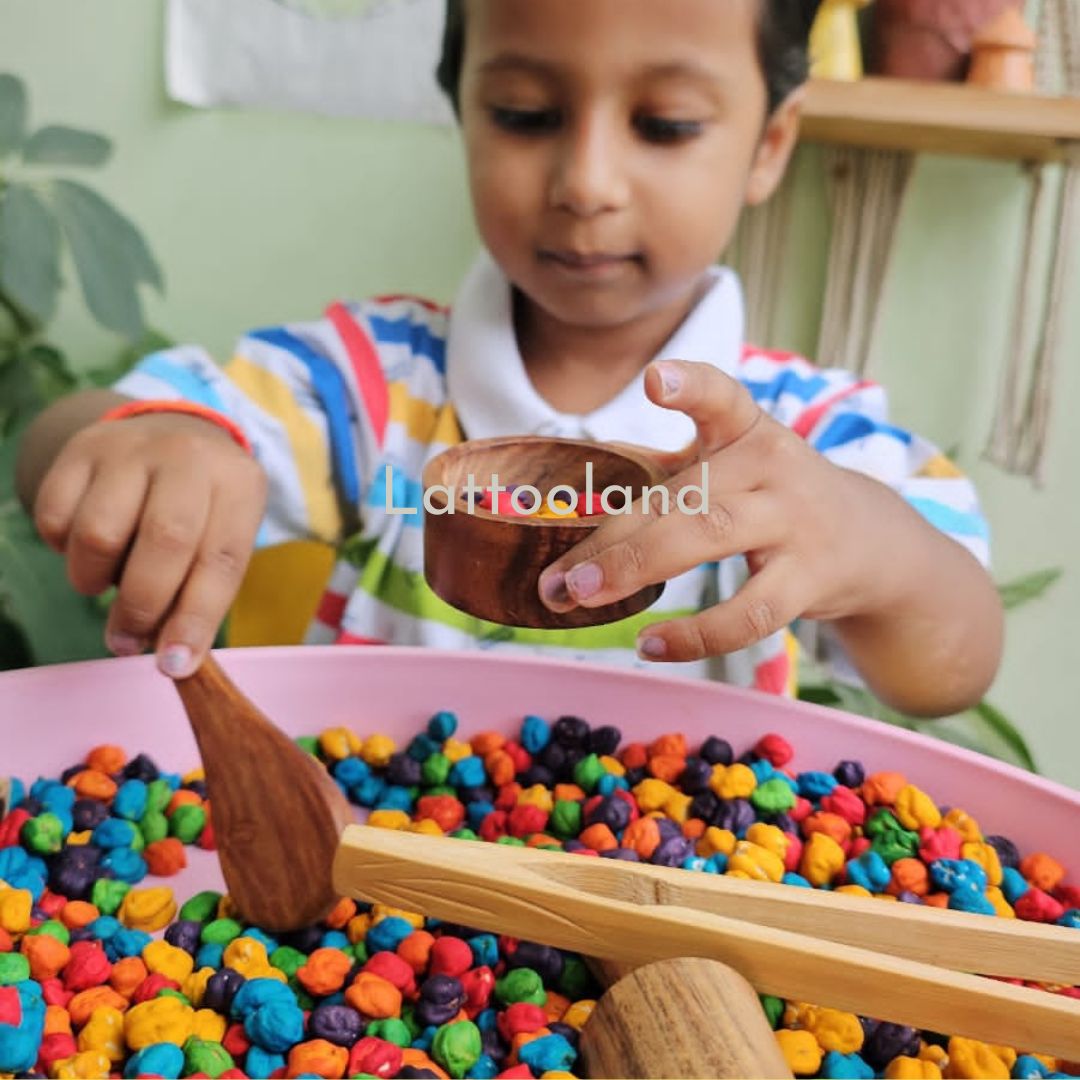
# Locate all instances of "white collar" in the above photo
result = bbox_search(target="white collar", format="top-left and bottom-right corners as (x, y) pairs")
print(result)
(445, 250), (745, 453)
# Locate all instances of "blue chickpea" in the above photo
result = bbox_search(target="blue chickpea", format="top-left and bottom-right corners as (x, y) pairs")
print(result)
(469, 935), (499, 970)
(407, 734), (441, 762)
(519, 1034), (576, 1074)
(365, 916), (414, 954)
(467, 801), (496, 832)
(821, 1050), (874, 1079)
(245, 1047), (285, 1077)
(948, 882), (996, 916)
(596, 774), (629, 796)
(319, 930), (350, 952)
(797, 771), (838, 800)
(353, 776), (387, 807)
(333, 757), (370, 789)
(1014, 1054), (1051, 1079)
(1002, 866), (1031, 905)
(413, 1025), (439, 1052)
(0, 848), (47, 901)
(101, 847), (147, 884)
(7, 779), (24, 809)
(125, 1043), (185, 1079)
(782, 872), (812, 888)
(846, 851), (891, 893)
(107, 928), (153, 961)
(930, 858), (986, 894)
(158, 772), (182, 791)
(232, 978), (297, 1019)
(450, 757), (486, 790)
(427, 711), (458, 742)
(706, 854), (729, 874)
(681, 856), (708, 873)
(1056, 909), (1080, 928)
(377, 786), (415, 813)
(470, 1053), (500, 1079)
(520, 716), (551, 754)
(31, 780), (74, 816)
(87, 916), (122, 944)
(197, 943), (225, 970)
(112, 780), (149, 822)
(475, 1008), (498, 1033)
(92, 818), (138, 850)
(0, 981), (46, 1074)
(749, 759), (776, 784)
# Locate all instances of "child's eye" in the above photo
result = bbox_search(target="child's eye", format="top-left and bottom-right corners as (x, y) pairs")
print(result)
(635, 116), (705, 144)
(489, 106), (562, 134)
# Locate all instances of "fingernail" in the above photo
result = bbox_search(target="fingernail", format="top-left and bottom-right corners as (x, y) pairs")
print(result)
(106, 632), (144, 657)
(655, 363), (682, 399)
(637, 636), (668, 659)
(540, 571), (570, 606)
(159, 645), (195, 679)
(566, 563), (602, 602)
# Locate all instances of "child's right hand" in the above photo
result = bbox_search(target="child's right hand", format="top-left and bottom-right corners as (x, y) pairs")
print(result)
(31, 411), (267, 678)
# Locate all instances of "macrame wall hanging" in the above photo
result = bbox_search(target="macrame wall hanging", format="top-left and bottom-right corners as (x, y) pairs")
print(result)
(814, 146), (915, 376)
(728, 135), (914, 376)
(725, 160), (798, 349)
(983, 0), (1080, 483)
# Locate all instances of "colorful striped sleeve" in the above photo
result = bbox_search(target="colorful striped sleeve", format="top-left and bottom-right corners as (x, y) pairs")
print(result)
(740, 347), (991, 569)
(112, 309), (387, 548)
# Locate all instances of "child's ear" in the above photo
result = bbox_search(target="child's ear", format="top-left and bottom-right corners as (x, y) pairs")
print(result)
(744, 88), (806, 207)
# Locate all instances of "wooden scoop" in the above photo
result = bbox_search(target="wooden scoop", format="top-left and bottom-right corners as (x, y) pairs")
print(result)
(173, 653), (354, 931)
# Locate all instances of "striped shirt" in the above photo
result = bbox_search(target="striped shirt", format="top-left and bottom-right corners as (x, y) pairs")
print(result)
(114, 253), (990, 696)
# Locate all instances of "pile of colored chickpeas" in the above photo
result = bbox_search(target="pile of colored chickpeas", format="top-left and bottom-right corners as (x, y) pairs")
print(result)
(1, 711), (1078, 1079)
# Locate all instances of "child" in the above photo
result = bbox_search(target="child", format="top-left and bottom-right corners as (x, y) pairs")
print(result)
(15, 0), (1003, 717)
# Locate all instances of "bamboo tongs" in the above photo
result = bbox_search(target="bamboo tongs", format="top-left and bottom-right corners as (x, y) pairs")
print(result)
(333, 825), (1080, 1061)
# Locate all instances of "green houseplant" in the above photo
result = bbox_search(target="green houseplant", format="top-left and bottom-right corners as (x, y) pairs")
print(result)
(0, 72), (167, 669)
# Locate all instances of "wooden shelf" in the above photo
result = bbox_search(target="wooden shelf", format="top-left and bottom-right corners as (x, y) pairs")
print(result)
(801, 76), (1080, 163)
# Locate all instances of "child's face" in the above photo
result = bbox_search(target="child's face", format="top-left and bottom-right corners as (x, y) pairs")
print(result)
(457, 0), (801, 334)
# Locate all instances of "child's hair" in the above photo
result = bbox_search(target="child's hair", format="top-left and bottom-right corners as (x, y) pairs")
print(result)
(435, 0), (823, 117)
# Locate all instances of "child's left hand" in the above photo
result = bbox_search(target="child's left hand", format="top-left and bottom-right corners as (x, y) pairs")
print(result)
(537, 359), (955, 665)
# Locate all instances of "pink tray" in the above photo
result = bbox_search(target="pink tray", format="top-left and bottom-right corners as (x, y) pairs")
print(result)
(3, 645), (1079, 907)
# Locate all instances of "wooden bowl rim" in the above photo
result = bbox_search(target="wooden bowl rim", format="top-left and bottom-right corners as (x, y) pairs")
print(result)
(423, 435), (666, 530)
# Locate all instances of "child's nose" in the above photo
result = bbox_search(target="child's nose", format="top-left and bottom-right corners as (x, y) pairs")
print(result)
(548, 116), (630, 217)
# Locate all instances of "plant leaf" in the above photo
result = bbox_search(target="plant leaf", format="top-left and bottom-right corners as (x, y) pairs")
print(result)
(0, 182), (62, 323)
(47, 179), (164, 340)
(997, 568), (1063, 611)
(0, 74), (28, 158)
(22, 125), (112, 168)
(0, 431), (108, 664)
(970, 699), (1039, 772)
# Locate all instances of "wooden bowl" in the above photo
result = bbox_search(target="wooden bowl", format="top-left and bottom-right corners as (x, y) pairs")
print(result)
(422, 436), (666, 629)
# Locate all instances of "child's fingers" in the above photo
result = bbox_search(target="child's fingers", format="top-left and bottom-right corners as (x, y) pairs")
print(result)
(32, 447), (95, 555)
(645, 359), (764, 453)
(634, 559), (806, 664)
(539, 491), (781, 612)
(154, 487), (264, 679)
(63, 463), (150, 598)
(107, 470), (212, 655)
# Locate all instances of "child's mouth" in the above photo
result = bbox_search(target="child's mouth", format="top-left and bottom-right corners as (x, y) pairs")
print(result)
(539, 249), (641, 277)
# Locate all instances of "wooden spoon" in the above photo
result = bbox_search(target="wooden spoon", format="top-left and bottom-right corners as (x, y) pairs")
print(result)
(173, 652), (355, 931)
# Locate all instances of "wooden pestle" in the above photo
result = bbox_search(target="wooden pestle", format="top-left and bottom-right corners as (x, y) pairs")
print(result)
(583, 958), (793, 1079)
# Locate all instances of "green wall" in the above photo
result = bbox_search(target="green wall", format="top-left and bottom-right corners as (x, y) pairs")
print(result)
(6, 0), (1079, 785)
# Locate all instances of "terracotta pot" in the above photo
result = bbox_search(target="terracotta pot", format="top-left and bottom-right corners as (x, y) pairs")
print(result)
(870, 0), (1017, 81)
